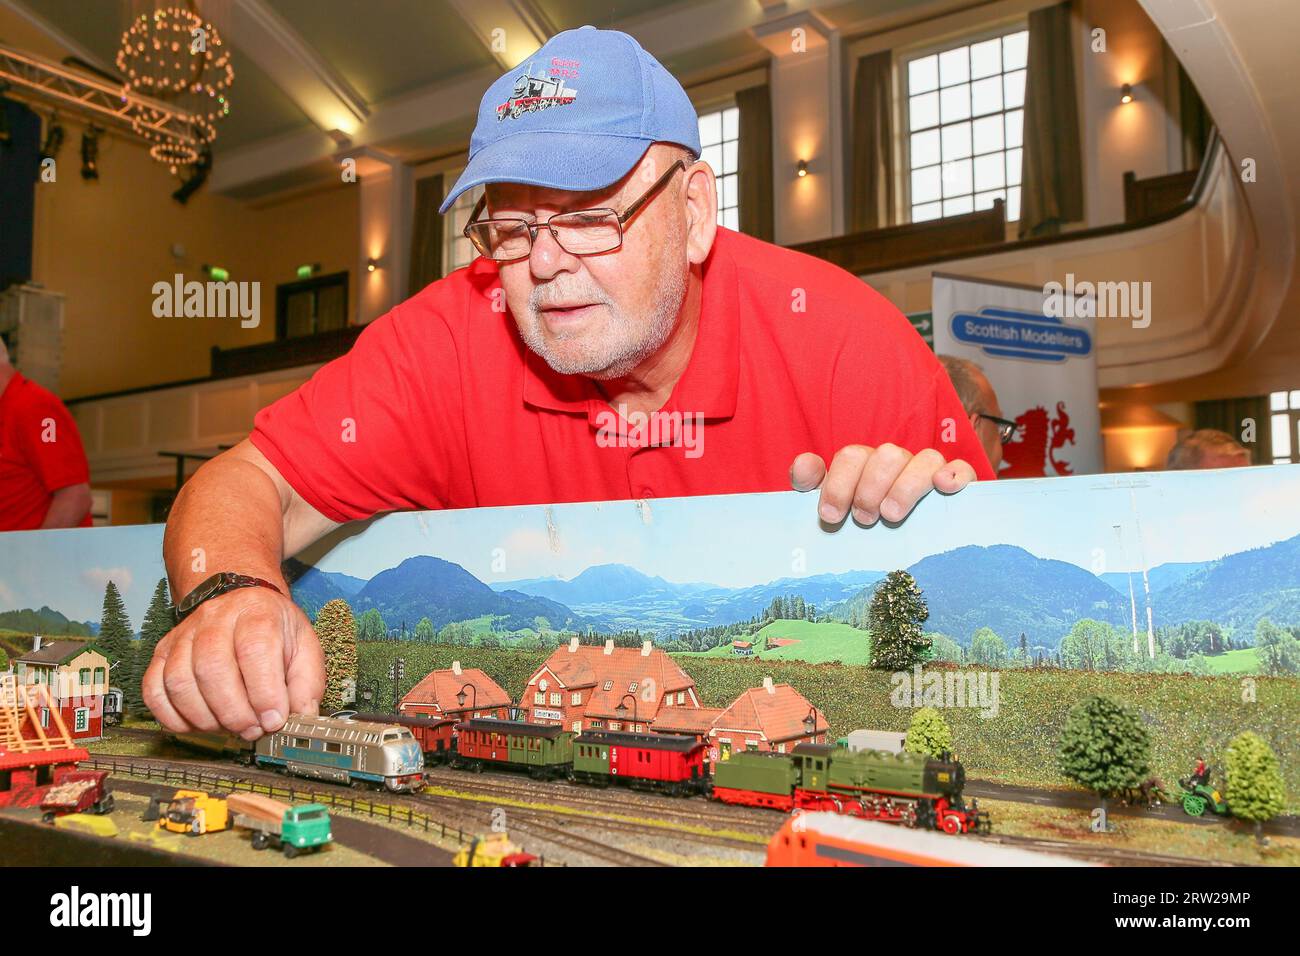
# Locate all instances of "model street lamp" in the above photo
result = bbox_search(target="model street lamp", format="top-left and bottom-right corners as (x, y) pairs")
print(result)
(456, 682), (478, 717)
(615, 693), (639, 731)
(802, 707), (819, 739)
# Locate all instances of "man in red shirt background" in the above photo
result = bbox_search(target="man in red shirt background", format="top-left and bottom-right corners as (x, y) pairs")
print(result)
(0, 331), (92, 531)
(146, 27), (993, 739)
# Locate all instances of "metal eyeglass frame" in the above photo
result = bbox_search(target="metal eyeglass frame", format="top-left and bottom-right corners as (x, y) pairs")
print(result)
(461, 157), (688, 261)
(976, 412), (1020, 444)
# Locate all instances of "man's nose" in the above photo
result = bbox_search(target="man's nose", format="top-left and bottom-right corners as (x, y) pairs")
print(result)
(528, 225), (581, 281)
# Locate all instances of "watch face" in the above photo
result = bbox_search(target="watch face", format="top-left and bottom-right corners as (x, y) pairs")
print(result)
(180, 572), (230, 614)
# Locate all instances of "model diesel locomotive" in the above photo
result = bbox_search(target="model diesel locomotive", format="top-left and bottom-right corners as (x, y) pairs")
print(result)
(712, 743), (990, 834)
(174, 713), (425, 792)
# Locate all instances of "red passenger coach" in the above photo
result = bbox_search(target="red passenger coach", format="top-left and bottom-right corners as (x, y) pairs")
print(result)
(353, 711), (456, 764)
(572, 730), (710, 796)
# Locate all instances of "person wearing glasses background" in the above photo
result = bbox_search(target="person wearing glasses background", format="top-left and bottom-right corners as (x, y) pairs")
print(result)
(938, 355), (1015, 476)
(146, 27), (993, 739)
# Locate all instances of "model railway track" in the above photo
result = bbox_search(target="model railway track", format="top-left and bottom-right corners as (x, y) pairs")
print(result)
(975, 832), (1238, 867)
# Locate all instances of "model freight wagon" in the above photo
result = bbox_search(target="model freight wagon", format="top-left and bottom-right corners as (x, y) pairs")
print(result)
(571, 729), (710, 796)
(228, 792), (332, 858)
(452, 718), (573, 779)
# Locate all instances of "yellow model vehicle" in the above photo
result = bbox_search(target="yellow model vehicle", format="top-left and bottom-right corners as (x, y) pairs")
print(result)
(144, 789), (230, 836)
(452, 832), (537, 867)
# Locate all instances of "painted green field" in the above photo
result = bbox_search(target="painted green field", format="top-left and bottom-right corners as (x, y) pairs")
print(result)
(682, 619), (872, 664)
(1200, 647), (1262, 674)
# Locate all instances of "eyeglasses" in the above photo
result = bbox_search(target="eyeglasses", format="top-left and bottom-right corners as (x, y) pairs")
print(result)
(977, 412), (1019, 444)
(462, 158), (687, 262)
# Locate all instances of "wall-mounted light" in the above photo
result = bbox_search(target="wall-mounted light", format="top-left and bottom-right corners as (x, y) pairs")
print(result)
(296, 262), (321, 280)
(202, 264), (230, 281)
(80, 125), (100, 180)
(1120, 83), (1134, 105)
(366, 257), (378, 273)
(796, 159), (809, 178)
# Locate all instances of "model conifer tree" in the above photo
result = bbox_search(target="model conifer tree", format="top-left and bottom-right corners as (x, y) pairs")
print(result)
(130, 579), (175, 716)
(868, 570), (931, 669)
(1057, 695), (1150, 826)
(1224, 731), (1286, 845)
(316, 599), (357, 712)
(98, 580), (134, 666)
(904, 706), (954, 757)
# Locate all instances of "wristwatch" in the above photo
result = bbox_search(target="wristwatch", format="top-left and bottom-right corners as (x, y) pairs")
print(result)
(176, 572), (283, 621)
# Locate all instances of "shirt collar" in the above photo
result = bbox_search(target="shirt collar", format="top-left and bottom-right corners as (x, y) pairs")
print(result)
(517, 232), (740, 422)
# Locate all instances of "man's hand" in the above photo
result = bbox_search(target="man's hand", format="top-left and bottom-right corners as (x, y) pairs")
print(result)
(791, 444), (977, 525)
(142, 586), (324, 740)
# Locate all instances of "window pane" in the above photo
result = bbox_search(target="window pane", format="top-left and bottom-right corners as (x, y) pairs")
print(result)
(1290, 389), (1300, 409)
(702, 143), (722, 173)
(722, 106), (739, 141)
(723, 207), (738, 231)
(909, 55), (938, 94)
(971, 76), (1003, 116)
(1003, 31), (1029, 71)
(970, 38), (1001, 79)
(940, 85), (971, 123)
(972, 114), (1003, 154)
(941, 158), (972, 197)
(1270, 391), (1288, 411)
(912, 165), (942, 203)
(912, 201), (942, 222)
(911, 129), (941, 167)
(944, 196), (974, 216)
(974, 189), (1006, 211)
(974, 152), (1005, 191)
(1007, 185), (1022, 221)
(939, 47), (969, 86)
(910, 92), (939, 130)
(1004, 69), (1027, 109)
(1005, 109), (1024, 148)
(722, 139), (738, 175)
(1273, 414), (1292, 458)
(698, 111), (722, 146)
(1006, 147), (1023, 185)
(941, 121), (972, 161)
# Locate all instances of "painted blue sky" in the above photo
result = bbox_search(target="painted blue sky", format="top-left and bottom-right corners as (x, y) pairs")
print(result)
(1, 465), (1297, 627)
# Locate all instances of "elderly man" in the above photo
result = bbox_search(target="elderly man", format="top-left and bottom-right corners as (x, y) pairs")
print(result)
(0, 331), (92, 530)
(937, 354), (1015, 475)
(147, 26), (992, 738)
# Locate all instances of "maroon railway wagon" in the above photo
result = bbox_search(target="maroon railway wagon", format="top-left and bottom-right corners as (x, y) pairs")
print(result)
(451, 718), (573, 780)
(352, 711), (457, 765)
(572, 729), (710, 796)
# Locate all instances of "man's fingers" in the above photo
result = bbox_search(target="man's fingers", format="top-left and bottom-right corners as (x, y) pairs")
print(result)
(232, 609), (291, 736)
(187, 614), (260, 740)
(817, 445), (874, 523)
(790, 452), (827, 492)
(285, 617), (326, 719)
(142, 632), (191, 733)
(161, 631), (221, 732)
(879, 448), (947, 522)
(934, 458), (978, 494)
(849, 443), (911, 523)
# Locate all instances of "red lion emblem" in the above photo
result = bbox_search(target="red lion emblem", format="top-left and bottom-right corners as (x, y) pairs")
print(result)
(999, 401), (1075, 478)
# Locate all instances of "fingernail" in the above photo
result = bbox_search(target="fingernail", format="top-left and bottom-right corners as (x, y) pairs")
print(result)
(259, 709), (283, 730)
(852, 507), (875, 525)
(306, 699), (319, 715)
(819, 502), (839, 522)
(240, 725), (263, 741)
(882, 498), (902, 521)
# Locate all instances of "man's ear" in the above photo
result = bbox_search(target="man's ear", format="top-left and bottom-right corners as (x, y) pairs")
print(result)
(682, 160), (718, 266)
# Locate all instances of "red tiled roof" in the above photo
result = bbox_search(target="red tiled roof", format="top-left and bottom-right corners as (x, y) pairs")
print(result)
(400, 667), (511, 713)
(650, 706), (724, 735)
(530, 644), (695, 720)
(713, 683), (828, 743)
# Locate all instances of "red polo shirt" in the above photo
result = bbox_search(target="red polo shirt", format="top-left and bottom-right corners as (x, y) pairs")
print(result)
(251, 227), (993, 521)
(0, 372), (92, 530)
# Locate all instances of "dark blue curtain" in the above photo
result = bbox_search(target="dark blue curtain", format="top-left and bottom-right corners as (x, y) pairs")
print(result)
(0, 97), (41, 291)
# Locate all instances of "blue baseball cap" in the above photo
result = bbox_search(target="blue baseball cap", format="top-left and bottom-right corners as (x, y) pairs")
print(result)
(438, 26), (701, 214)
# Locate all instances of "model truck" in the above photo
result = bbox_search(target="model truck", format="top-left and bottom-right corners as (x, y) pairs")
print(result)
(39, 770), (114, 824)
(227, 792), (332, 858)
(144, 789), (230, 835)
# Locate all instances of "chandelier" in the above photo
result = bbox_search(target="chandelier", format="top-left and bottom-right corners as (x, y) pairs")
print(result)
(115, 2), (234, 171)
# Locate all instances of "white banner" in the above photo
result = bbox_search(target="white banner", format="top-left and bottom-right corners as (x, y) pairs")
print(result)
(932, 272), (1101, 477)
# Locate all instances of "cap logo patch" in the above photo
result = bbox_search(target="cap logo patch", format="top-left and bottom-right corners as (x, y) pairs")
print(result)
(497, 58), (580, 121)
